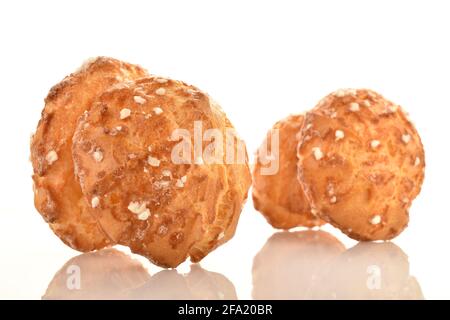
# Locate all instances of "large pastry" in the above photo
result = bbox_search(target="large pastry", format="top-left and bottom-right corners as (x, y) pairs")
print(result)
(31, 58), (252, 267)
(30, 57), (147, 251)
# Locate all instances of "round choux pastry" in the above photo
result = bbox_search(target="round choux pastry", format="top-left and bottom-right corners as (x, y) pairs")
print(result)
(297, 89), (425, 240)
(31, 58), (251, 268)
(30, 57), (148, 251)
(252, 115), (323, 229)
(72, 76), (252, 267)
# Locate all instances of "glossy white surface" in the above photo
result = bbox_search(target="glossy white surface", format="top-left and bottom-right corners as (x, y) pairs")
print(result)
(0, 0), (449, 299)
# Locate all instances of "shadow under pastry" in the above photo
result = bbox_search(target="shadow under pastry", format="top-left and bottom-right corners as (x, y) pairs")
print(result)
(43, 248), (236, 300)
(252, 230), (423, 300)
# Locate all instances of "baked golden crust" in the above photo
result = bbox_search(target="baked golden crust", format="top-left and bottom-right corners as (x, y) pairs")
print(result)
(252, 115), (323, 229)
(72, 76), (251, 267)
(297, 89), (425, 240)
(30, 57), (148, 251)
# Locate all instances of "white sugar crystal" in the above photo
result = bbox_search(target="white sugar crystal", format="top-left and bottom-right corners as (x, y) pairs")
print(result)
(176, 179), (184, 188)
(414, 157), (421, 166)
(175, 180), (184, 188)
(175, 176), (187, 188)
(147, 156), (160, 167)
(370, 215), (381, 225)
(120, 108), (131, 119)
(137, 209), (150, 220)
(153, 107), (163, 115)
(402, 134), (411, 144)
(134, 96), (146, 104)
(349, 102), (360, 112)
(128, 201), (150, 220)
(45, 150), (58, 165)
(155, 88), (166, 95)
(91, 196), (100, 208)
(335, 130), (344, 141)
(93, 149), (103, 162)
(312, 147), (323, 160)
(370, 140), (380, 149)
(128, 201), (147, 214)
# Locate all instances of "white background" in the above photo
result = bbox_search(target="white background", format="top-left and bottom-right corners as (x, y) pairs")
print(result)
(0, 0), (449, 299)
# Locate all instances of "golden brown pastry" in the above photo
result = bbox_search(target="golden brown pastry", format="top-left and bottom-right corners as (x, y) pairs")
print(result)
(252, 114), (323, 229)
(71, 76), (251, 267)
(297, 89), (425, 240)
(30, 57), (148, 251)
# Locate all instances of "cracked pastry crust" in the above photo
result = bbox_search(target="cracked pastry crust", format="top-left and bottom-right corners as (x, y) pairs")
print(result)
(252, 114), (323, 229)
(296, 89), (425, 240)
(30, 57), (148, 251)
(72, 76), (251, 267)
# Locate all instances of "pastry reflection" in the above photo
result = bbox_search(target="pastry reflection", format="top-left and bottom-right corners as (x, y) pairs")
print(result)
(252, 230), (345, 299)
(318, 241), (423, 299)
(130, 264), (237, 300)
(252, 230), (423, 300)
(43, 248), (150, 299)
(43, 248), (236, 300)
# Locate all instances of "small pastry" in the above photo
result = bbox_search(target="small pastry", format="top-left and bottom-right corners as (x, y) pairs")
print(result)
(297, 89), (425, 240)
(252, 114), (323, 229)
